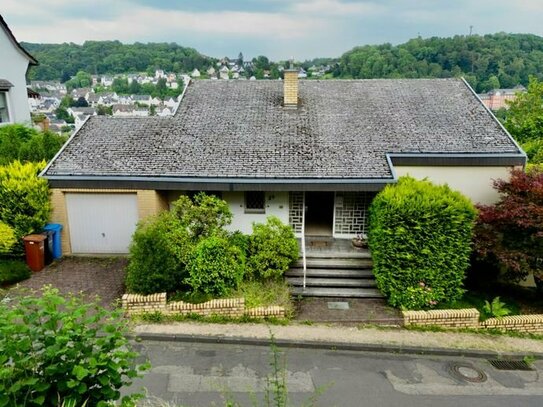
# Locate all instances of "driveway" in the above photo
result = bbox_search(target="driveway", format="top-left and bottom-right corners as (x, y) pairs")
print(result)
(16, 256), (127, 308)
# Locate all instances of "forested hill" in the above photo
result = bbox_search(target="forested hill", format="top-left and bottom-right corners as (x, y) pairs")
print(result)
(336, 33), (543, 92)
(22, 40), (215, 81)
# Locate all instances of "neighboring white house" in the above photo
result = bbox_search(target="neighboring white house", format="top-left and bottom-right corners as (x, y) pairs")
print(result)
(0, 15), (38, 124)
(191, 69), (201, 78)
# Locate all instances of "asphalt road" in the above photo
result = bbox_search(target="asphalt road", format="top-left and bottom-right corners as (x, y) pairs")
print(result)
(129, 339), (543, 407)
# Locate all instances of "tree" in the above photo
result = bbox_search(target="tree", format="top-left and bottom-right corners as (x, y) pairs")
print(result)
(474, 168), (543, 285)
(74, 96), (88, 107)
(503, 77), (543, 144)
(96, 104), (113, 115)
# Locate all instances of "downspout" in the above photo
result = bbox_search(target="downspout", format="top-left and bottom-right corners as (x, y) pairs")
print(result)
(301, 191), (307, 291)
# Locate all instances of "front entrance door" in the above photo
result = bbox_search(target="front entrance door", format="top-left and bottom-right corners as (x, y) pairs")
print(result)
(305, 192), (334, 236)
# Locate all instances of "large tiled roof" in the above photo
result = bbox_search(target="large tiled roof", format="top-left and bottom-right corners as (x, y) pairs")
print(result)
(44, 78), (522, 180)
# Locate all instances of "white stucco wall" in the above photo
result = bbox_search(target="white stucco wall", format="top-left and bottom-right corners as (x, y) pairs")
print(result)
(0, 26), (32, 124)
(223, 191), (290, 234)
(394, 166), (514, 204)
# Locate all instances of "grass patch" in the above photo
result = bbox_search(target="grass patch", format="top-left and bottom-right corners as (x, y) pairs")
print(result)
(233, 279), (294, 316)
(0, 258), (31, 285)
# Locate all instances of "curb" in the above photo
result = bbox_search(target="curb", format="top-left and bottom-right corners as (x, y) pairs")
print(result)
(132, 332), (543, 360)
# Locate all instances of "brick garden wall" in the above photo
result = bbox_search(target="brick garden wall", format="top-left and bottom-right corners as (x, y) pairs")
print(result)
(122, 293), (286, 319)
(403, 308), (543, 334)
(402, 309), (480, 329)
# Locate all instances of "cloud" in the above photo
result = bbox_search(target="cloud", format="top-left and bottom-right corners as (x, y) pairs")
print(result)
(290, 0), (384, 16)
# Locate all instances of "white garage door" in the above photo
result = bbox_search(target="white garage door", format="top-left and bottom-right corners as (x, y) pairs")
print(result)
(66, 193), (139, 254)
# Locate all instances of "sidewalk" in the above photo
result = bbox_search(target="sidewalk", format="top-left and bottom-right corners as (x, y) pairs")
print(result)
(134, 321), (543, 358)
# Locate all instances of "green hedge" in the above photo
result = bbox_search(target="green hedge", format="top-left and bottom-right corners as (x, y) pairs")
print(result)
(0, 259), (31, 285)
(0, 161), (51, 255)
(368, 176), (477, 309)
(0, 222), (17, 255)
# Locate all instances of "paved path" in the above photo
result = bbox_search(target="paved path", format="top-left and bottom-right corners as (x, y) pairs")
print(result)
(130, 340), (543, 407)
(134, 322), (543, 355)
(17, 257), (126, 307)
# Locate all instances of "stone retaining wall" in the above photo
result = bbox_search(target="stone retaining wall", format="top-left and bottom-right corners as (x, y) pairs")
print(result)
(122, 293), (285, 319)
(403, 308), (543, 334)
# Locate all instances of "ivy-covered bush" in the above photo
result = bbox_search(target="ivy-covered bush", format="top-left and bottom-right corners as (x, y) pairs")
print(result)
(0, 286), (147, 406)
(0, 222), (17, 255)
(0, 161), (51, 254)
(369, 176), (477, 309)
(186, 236), (245, 296)
(247, 216), (299, 280)
(126, 212), (191, 295)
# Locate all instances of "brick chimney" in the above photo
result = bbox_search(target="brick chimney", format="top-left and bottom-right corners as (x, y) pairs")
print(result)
(283, 69), (298, 108)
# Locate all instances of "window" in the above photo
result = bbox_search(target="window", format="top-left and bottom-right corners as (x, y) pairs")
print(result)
(0, 93), (9, 123)
(245, 191), (265, 213)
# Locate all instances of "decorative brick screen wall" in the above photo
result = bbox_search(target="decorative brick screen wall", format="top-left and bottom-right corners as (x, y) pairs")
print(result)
(289, 192), (304, 234)
(334, 192), (375, 236)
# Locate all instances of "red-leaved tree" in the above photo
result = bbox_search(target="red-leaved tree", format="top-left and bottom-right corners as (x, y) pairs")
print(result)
(474, 167), (543, 284)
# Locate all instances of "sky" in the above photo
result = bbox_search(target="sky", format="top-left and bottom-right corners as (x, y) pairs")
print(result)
(3, 0), (543, 60)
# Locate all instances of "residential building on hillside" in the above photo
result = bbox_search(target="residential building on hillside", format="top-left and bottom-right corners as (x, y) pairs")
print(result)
(478, 86), (526, 110)
(0, 15), (38, 123)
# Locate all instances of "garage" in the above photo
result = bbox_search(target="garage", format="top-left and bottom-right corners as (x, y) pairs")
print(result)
(65, 193), (139, 254)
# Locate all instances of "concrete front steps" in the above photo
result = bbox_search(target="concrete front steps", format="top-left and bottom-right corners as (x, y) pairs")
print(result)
(286, 249), (384, 298)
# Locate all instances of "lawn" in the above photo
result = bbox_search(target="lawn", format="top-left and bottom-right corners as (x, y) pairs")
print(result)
(0, 258), (31, 286)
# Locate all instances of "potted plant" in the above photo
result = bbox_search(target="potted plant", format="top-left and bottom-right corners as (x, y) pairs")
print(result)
(351, 233), (368, 248)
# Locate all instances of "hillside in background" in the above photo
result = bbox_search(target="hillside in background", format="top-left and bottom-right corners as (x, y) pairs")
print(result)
(23, 40), (215, 81)
(336, 33), (543, 92)
(23, 33), (543, 93)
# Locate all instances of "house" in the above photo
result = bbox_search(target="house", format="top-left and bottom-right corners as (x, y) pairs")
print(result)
(191, 69), (201, 78)
(0, 15), (38, 124)
(478, 86), (526, 110)
(131, 94), (152, 106)
(41, 73), (526, 255)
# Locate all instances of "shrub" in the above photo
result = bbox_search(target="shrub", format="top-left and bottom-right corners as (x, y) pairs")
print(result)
(247, 216), (299, 280)
(186, 236), (245, 296)
(229, 230), (250, 257)
(0, 259), (31, 285)
(0, 124), (66, 165)
(171, 192), (232, 240)
(126, 193), (234, 295)
(368, 176), (477, 309)
(474, 168), (543, 283)
(0, 222), (17, 255)
(0, 161), (51, 254)
(126, 212), (192, 295)
(0, 286), (147, 406)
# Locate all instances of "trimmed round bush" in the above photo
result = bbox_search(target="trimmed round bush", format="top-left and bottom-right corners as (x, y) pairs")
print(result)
(247, 216), (299, 280)
(186, 236), (245, 296)
(368, 176), (477, 309)
(126, 212), (192, 294)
